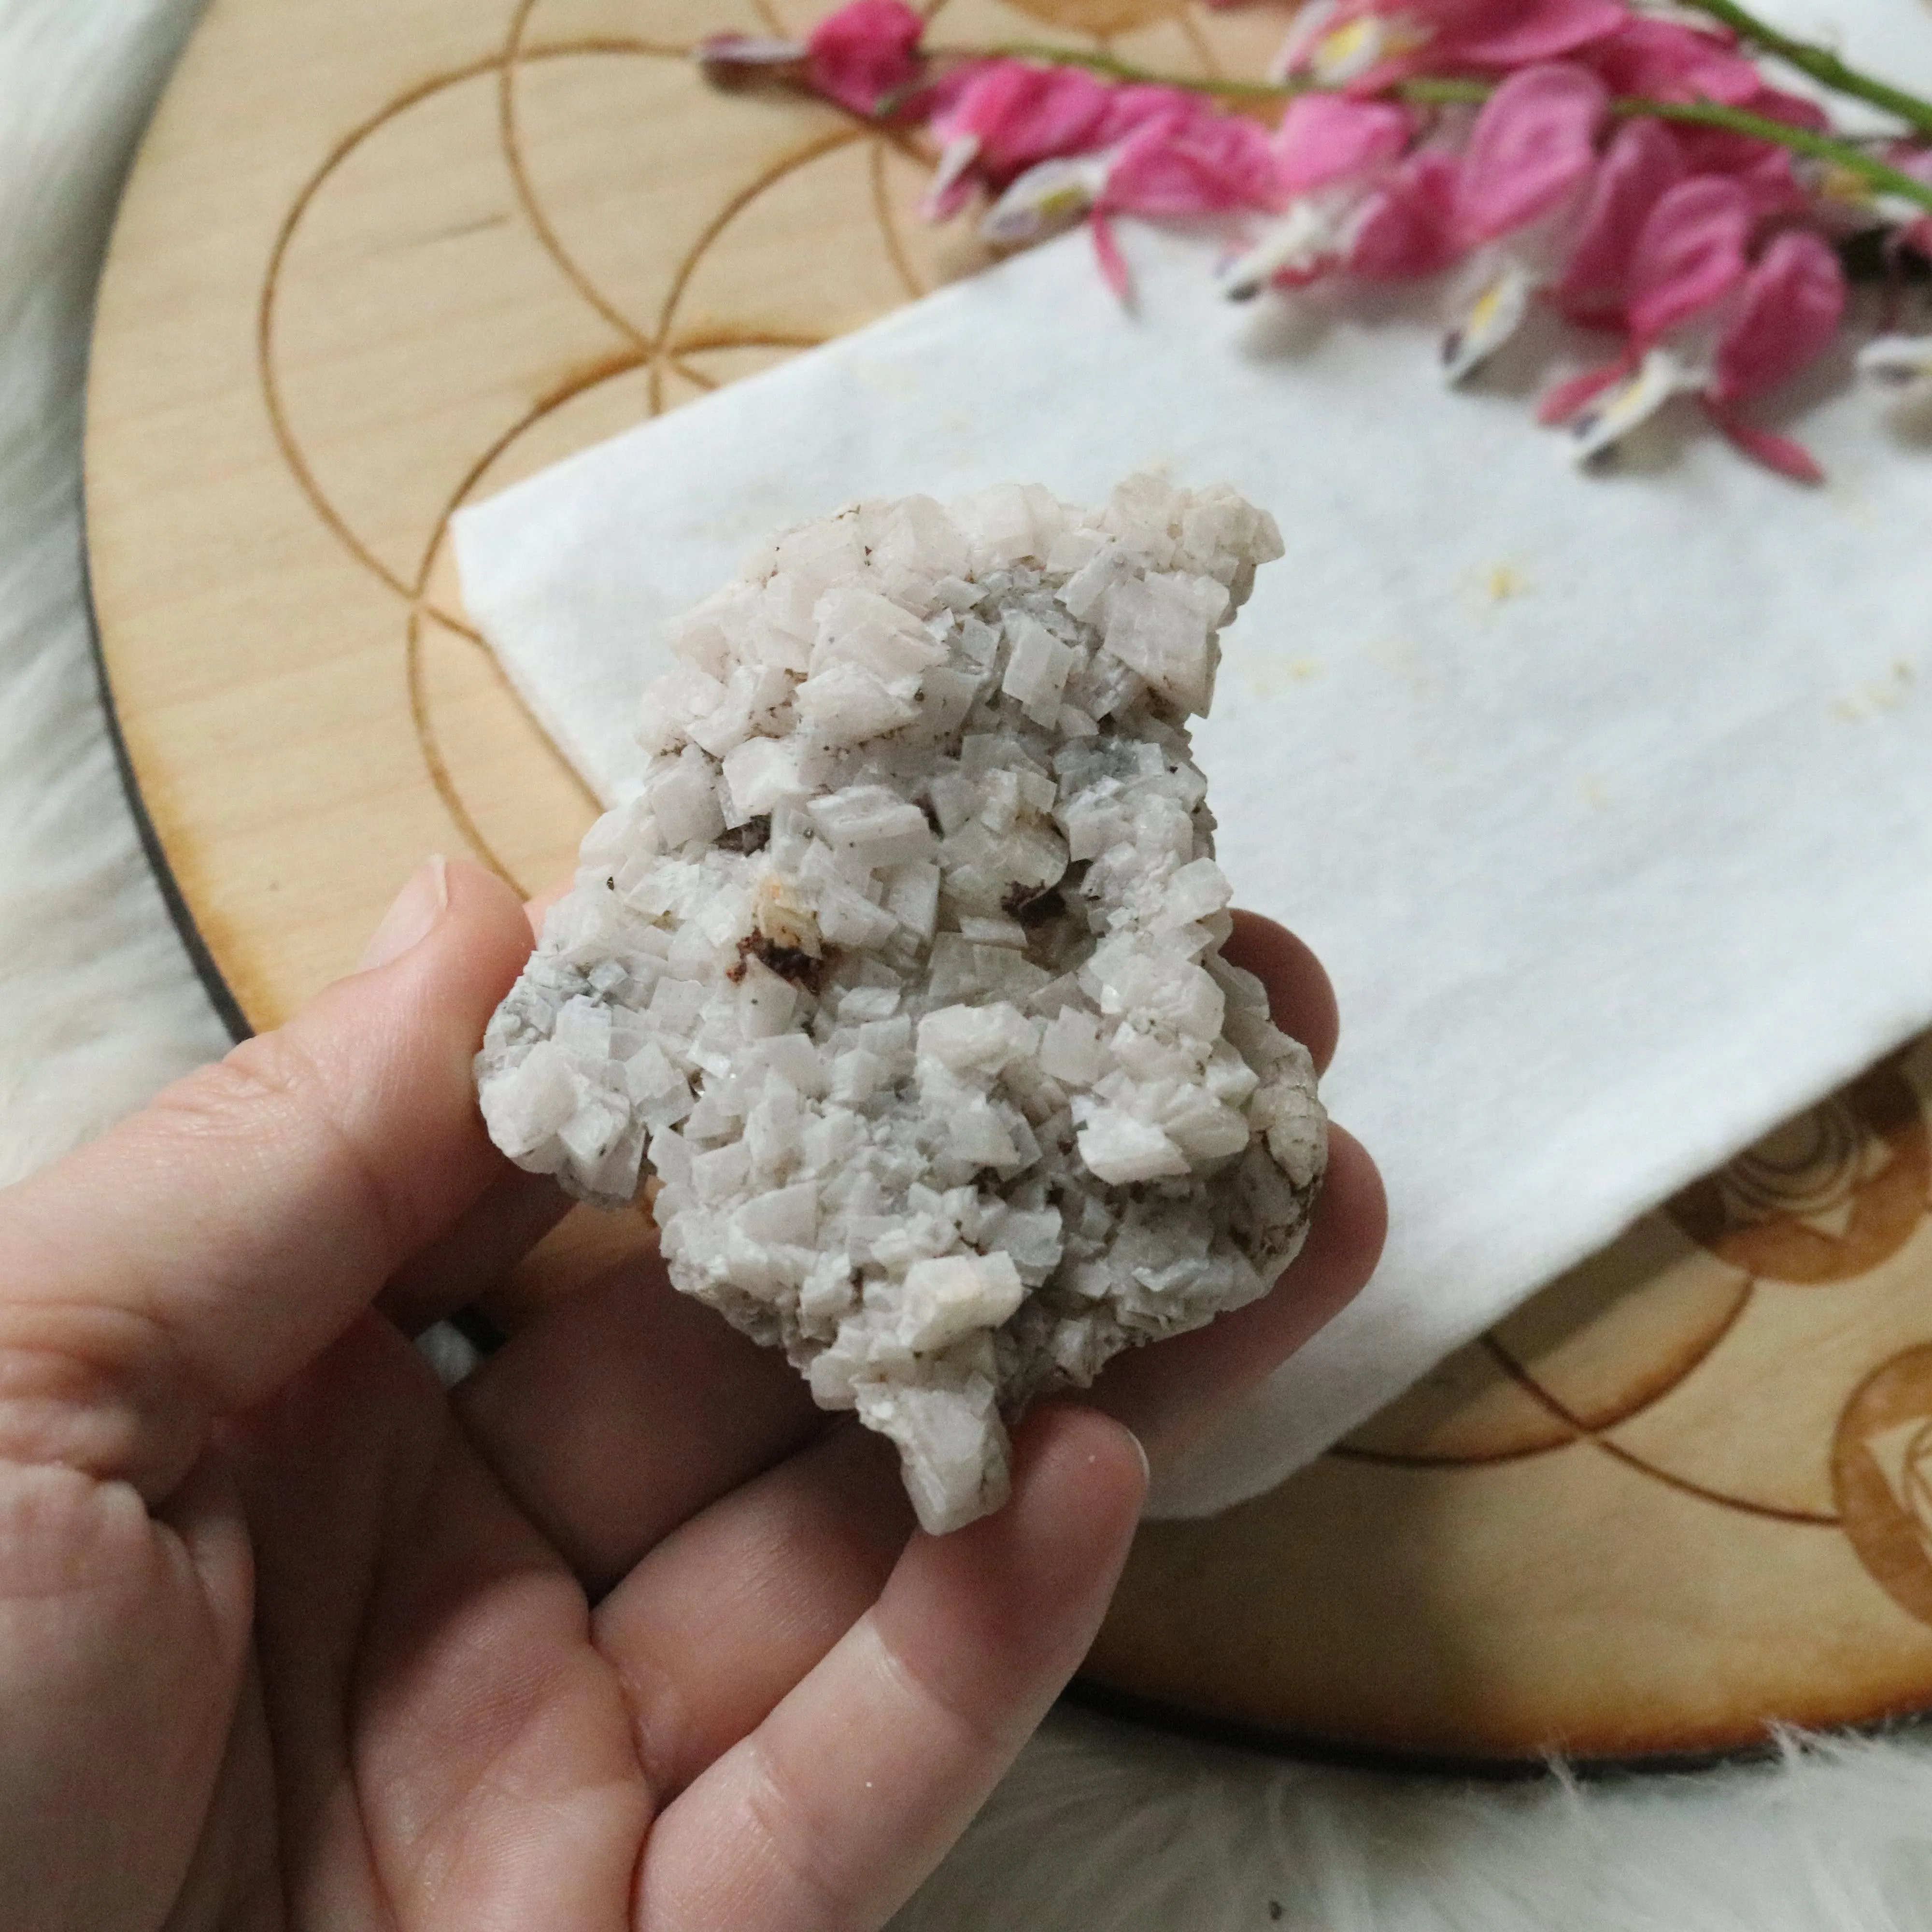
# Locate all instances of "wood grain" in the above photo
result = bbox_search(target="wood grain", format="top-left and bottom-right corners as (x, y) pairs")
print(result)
(85, 0), (1932, 1766)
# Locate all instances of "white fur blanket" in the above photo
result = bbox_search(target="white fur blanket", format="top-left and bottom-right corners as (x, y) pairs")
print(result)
(10, 1), (1932, 1924)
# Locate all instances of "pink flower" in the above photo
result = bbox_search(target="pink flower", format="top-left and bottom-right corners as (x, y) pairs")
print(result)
(924, 62), (1118, 217)
(1349, 149), (1467, 276)
(804, 0), (926, 117)
(1080, 102), (1282, 297)
(1275, 92), (1416, 193)
(695, 0), (928, 118)
(1435, 63), (1606, 381)
(1557, 211), (1844, 480)
(1700, 227), (1845, 478)
(1551, 116), (1687, 327)
(1541, 174), (1755, 432)
(1707, 229), (1844, 408)
(1625, 174), (1756, 343)
(1101, 101), (1281, 217)
(1433, 0), (1628, 68)
(1218, 129), (1459, 297)
(1579, 15), (1761, 104)
(1579, 15), (1824, 220)
(1275, 0), (1625, 93)
(1454, 61), (1607, 243)
(973, 89), (1281, 298)
(1218, 96), (1418, 297)
(1542, 176), (1752, 434)
(924, 64), (1274, 245)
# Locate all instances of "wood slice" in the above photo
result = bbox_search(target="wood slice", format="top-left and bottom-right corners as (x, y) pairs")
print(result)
(85, 0), (1932, 1767)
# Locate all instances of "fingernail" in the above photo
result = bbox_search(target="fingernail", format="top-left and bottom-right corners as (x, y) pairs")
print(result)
(1125, 1424), (1151, 1488)
(357, 855), (449, 971)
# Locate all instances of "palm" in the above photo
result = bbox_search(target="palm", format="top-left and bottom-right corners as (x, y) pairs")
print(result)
(1, 869), (1380, 1932)
(193, 1308), (675, 1931)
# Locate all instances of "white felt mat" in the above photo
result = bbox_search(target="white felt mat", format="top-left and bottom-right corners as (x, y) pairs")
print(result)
(454, 0), (1932, 1516)
(18, 1), (1932, 1924)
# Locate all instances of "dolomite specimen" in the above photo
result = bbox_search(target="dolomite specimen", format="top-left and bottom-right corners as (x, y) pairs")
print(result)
(476, 476), (1326, 1533)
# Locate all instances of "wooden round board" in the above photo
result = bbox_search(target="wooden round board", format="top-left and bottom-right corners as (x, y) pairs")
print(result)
(85, 0), (1932, 1768)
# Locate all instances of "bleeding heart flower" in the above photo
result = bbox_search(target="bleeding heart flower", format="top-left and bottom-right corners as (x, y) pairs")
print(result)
(1705, 228), (1845, 409)
(1455, 61), (1607, 241)
(1217, 96), (1417, 298)
(1219, 129), (1463, 298)
(1218, 197), (1356, 296)
(923, 62), (1119, 219)
(1275, 0), (1625, 92)
(1579, 15), (1761, 104)
(1102, 102), (1282, 217)
(1271, 0), (1436, 89)
(1349, 148), (1468, 277)
(700, 0), (931, 118)
(804, 0), (927, 117)
(1546, 174), (1753, 449)
(1550, 115), (1687, 327)
(984, 93), (1280, 298)
(1625, 174), (1757, 342)
(1275, 92), (1416, 194)
(980, 151), (1118, 247)
(1439, 62), (1607, 379)
(765, 0), (1884, 479)
(1564, 227), (1843, 479)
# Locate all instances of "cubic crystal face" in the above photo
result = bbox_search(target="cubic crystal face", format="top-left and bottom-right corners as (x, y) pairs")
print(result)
(475, 476), (1326, 1533)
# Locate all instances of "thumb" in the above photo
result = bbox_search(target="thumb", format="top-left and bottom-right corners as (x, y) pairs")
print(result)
(0, 859), (533, 1500)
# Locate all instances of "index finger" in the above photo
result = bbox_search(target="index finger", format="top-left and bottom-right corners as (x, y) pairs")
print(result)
(0, 860), (533, 1501)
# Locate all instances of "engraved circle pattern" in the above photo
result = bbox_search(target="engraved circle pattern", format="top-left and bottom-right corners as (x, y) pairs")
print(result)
(256, 0), (1254, 889)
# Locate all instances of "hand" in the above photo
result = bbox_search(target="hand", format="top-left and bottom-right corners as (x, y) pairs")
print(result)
(0, 860), (1383, 1932)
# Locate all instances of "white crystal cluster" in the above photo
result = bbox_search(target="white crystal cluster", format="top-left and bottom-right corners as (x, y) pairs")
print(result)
(476, 476), (1326, 1533)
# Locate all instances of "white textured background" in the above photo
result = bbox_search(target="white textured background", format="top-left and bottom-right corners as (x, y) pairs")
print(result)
(12, 0), (1932, 1923)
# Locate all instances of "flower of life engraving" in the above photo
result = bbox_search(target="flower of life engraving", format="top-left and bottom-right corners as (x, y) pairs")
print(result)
(255, 0), (1280, 891)
(253, 0), (1932, 1644)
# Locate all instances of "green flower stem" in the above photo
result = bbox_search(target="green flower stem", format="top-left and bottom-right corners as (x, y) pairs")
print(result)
(1670, 0), (1932, 141)
(1616, 95), (1932, 210)
(963, 41), (1295, 99)
(965, 44), (1932, 217)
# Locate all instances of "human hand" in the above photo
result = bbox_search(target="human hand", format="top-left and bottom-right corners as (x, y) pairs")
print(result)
(0, 860), (1383, 1932)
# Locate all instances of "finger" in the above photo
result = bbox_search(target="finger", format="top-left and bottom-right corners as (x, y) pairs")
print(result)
(0, 859), (533, 1500)
(1088, 1123), (1386, 1458)
(633, 1405), (1145, 1932)
(453, 1257), (825, 1593)
(1224, 907), (1339, 1075)
(377, 1165), (572, 1336)
(481, 1198), (664, 1334)
(525, 878), (570, 937)
(593, 1421), (912, 1798)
